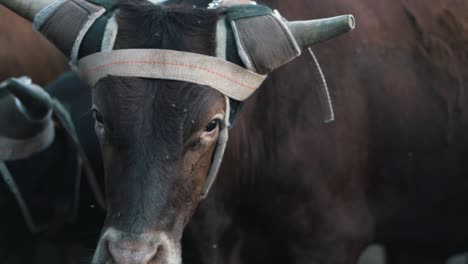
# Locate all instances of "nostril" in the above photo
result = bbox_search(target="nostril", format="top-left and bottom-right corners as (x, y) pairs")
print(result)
(108, 239), (158, 264)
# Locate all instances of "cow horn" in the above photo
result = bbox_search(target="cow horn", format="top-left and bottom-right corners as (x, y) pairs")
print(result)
(0, 0), (54, 21)
(287, 15), (355, 49)
(4, 77), (52, 121)
(1, 0), (109, 61)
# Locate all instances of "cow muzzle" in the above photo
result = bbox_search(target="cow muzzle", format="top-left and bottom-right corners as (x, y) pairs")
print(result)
(93, 228), (181, 264)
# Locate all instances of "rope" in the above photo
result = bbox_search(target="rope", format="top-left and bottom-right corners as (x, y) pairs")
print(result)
(0, 100), (105, 234)
(52, 100), (106, 210)
(308, 48), (335, 123)
(0, 161), (42, 233)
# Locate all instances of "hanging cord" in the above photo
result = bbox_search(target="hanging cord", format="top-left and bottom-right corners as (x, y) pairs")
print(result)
(0, 101), (106, 233)
(68, 147), (82, 223)
(0, 161), (42, 233)
(308, 48), (335, 123)
(51, 100), (106, 210)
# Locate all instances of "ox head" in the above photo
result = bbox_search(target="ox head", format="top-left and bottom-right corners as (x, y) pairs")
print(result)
(1, 0), (354, 263)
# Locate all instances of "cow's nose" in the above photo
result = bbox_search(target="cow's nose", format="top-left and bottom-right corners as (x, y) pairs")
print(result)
(108, 237), (159, 264)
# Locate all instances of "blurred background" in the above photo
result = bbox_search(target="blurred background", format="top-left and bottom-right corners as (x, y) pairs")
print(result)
(0, 5), (68, 84)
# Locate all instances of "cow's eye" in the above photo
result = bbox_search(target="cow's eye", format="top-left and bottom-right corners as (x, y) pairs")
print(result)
(204, 119), (219, 132)
(93, 109), (104, 124)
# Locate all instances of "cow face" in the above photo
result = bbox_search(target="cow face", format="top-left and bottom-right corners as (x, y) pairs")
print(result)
(92, 78), (225, 264)
(90, 3), (225, 264)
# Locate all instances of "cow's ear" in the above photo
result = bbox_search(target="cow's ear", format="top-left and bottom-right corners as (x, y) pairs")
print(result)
(224, 5), (355, 74)
(1, 0), (114, 63)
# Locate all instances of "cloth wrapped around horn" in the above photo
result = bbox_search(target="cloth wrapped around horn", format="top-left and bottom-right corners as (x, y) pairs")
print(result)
(0, 0), (355, 198)
(0, 0), (355, 98)
(0, 77), (54, 161)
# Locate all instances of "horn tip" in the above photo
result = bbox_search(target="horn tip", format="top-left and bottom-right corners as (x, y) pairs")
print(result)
(347, 15), (356, 31)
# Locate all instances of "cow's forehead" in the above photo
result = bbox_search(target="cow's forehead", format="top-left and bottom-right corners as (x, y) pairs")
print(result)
(93, 76), (224, 144)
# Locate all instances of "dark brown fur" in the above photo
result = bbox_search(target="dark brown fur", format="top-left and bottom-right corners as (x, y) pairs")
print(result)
(90, 0), (468, 263)
(178, 0), (468, 263)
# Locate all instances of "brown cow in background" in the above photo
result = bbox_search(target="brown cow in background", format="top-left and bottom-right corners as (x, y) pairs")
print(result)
(0, 5), (68, 84)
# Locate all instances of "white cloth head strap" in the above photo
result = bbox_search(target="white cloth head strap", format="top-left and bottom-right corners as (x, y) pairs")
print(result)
(76, 48), (262, 199)
(77, 49), (267, 101)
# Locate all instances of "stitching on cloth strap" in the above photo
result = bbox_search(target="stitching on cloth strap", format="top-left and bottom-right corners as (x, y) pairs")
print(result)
(77, 49), (267, 101)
